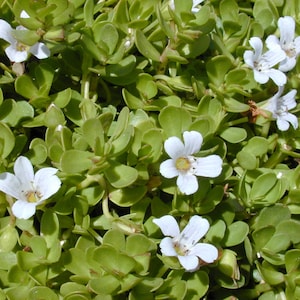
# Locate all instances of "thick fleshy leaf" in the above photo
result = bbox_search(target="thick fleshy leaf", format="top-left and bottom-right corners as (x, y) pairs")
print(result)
(153, 215), (180, 237)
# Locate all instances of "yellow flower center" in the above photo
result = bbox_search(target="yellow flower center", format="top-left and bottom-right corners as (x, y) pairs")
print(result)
(175, 157), (191, 171)
(173, 241), (189, 256)
(25, 190), (42, 203)
(16, 42), (28, 52)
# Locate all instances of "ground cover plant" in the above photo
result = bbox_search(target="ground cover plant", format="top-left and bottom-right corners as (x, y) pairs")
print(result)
(0, 0), (300, 299)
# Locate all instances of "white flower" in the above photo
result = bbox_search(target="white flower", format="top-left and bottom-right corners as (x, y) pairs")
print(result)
(160, 131), (222, 195)
(153, 215), (218, 272)
(264, 85), (298, 131)
(0, 156), (61, 219)
(169, 0), (204, 13)
(243, 37), (287, 86)
(0, 19), (50, 62)
(192, 0), (204, 13)
(266, 16), (300, 72)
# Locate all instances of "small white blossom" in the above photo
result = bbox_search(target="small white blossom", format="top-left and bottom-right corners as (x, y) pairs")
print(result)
(243, 37), (287, 86)
(153, 215), (218, 272)
(266, 16), (300, 72)
(20, 10), (30, 19)
(191, 0), (204, 13)
(264, 85), (298, 131)
(0, 19), (50, 62)
(169, 0), (204, 13)
(0, 156), (61, 219)
(160, 131), (222, 195)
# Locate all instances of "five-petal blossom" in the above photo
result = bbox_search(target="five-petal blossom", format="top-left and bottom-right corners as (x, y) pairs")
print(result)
(266, 16), (300, 72)
(153, 215), (218, 272)
(243, 37), (287, 86)
(0, 19), (50, 62)
(160, 131), (222, 195)
(0, 156), (61, 219)
(264, 85), (298, 131)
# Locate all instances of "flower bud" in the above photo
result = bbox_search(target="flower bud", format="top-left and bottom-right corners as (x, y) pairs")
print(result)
(218, 249), (240, 280)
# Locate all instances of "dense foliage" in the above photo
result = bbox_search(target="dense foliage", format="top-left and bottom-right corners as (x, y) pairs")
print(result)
(0, 0), (300, 299)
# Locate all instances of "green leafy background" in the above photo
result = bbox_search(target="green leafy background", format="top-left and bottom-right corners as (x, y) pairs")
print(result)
(0, 0), (300, 299)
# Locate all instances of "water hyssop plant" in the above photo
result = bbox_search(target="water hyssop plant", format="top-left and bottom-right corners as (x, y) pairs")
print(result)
(0, 0), (300, 299)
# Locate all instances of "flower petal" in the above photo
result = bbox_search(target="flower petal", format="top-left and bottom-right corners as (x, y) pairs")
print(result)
(266, 35), (280, 51)
(12, 200), (37, 219)
(164, 136), (185, 159)
(253, 70), (269, 84)
(279, 57), (296, 72)
(153, 215), (180, 237)
(177, 255), (200, 272)
(276, 118), (290, 131)
(278, 16), (295, 45)
(282, 89), (297, 109)
(277, 113), (298, 131)
(34, 168), (61, 201)
(160, 159), (179, 178)
(176, 173), (198, 195)
(189, 243), (218, 263)
(0, 172), (23, 200)
(5, 45), (28, 62)
(179, 216), (209, 249)
(182, 131), (203, 156)
(194, 155), (222, 177)
(29, 42), (50, 59)
(266, 69), (287, 86)
(159, 237), (178, 256)
(249, 37), (263, 59)
(0, 19), (14, 44)
(243, 50), (255, 68)
(14, 156), (34, 183)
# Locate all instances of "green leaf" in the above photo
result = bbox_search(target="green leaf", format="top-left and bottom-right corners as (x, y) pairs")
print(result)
(0, 122), (15, 159)
(223, 221), (249, 247)
(89, 275), (120, 296)
(28, 287), (58, 300)
(41, 211), (59, 248)
(104, 161), (138, 188)
(219, 127), (247, 143)
(134, 29), (161, 62)
(109, 185), (147, 207)
(237, 150), (257, 170)
(94, 22), (119, 55)
(206, 55), (233, 86)
(252, 226), (275, 251)
(60, 150), (94, 173)
(15, 75), (39, 99)
(93, 245), (136, 275)
(159, 106), (192, 138)
(185, 271), (209, 300)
